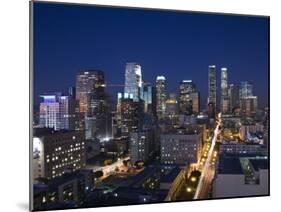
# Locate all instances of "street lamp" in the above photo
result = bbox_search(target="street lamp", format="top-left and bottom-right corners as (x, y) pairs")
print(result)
(191, 177), (197, 182)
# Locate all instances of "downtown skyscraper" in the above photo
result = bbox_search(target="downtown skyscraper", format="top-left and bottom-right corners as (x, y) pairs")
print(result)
(220, 67), (230, 114)
(140, 83), (154, 113)
(239, 81), (258, 116)
(76, 70), (111, 140)
(124, 63), (143, 102)
(39, 93), (76, 130)
(229, 84), (240, 112)
(179, 80), (200, 115)
(76, 70), (105, 113)
(240, 81), (253, 98)
(207, 65), (217, 118)
(156, 75), (167, 119)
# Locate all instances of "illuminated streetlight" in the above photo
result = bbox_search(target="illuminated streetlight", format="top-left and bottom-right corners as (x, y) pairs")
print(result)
(191, 177), (197, 182)
(187, 187), (192, 192)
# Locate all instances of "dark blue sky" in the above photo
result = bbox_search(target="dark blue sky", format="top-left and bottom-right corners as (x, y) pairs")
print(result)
(33, 2), (269, 107)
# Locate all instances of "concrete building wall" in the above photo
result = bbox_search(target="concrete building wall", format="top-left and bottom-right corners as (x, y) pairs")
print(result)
(213, 170), (268, 198)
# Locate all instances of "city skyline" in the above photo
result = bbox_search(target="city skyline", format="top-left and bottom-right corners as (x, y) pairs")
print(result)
(34, 3), (269, 107)
(32, 2), (269, 211)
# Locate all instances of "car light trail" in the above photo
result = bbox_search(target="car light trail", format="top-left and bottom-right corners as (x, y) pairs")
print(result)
(194, 114), (221, 199)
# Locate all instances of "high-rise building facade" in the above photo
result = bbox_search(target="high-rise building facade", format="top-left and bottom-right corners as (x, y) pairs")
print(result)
(120, 98), (144, 135)
(76, 70), (105, 113)
(76, 70), (111, 140)
(208, 65), (217, 114)
(39, 94), (76, 130)
(221, 98), (230, 114)
(220, 67), (230, 114)
(179, 80), (200, 115)
(221, 68), (228, 97)
(240, 96), (258, 116)
(165, 93), (179, 118)
(124, 63), (142, 102)
(129, 129), (152, 164)
(240, 81), (253, 98)
(68, 86), (76, 99)
(239, 81), (258, 116)
(140, 83), (153, 113)
(156, 76), (167, 119)
(39, 95), (60, 130)
(229, 84), (240, 112)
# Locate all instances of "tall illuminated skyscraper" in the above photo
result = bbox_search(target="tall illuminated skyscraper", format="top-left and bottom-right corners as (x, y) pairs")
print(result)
(179, 80), (200, 115)
(220, 67), (230, 114)
(229, 84), (240, 112)
(124, 63), (142, 102)
(240, 96), (258, 116)
(120, 98), (144, 135)
(165, 93), (178, 116)
(240, 81), (253, 98)
(140, 83), (153, 113)
(221, 68), (228, 97)
(239, 81), (258, 116)
(156, 75), (167, 119)
(165, 93), (179, 125)
(39, 95), (60, 130)
(130, 129), (152, 164)
(76, 70), (105, 113)
(208, 65), (217, 117)
(76, 70), (111, 140)
(39, 93), (75, 130)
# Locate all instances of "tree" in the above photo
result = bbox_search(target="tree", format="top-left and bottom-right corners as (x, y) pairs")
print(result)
(123, 160), (129, 167)
(104, 159), (113, 166)
(94, 170), (103, 178)
(135, 160), (145, 169)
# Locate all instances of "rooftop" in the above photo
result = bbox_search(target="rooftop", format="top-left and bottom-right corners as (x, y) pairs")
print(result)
(33, 128), (78, 137)
(161, 166), (181, 183)
(217, 157), (244, 175)
(161, 127), (200, 135)
(47, 169), (93, 191)
(249, 159), (268, 171)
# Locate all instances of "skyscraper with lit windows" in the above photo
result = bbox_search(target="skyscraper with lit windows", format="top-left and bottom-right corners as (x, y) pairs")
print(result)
(239, 81), (258, 116)
(140, 83), (153, 113)
(229, 84), (240, 112)
(221, 68), (228, 97)
(208, 65), (217, 118)
(179, 80), (200, 115)
(39, 94), (75, 130)
(75, 70), (105, 113)
(76, 70), (111, 140)
(220, 67), (230, 114)
(240, 81), (253, 98)
(156, 75), (167, 119)
(124, 63), (142, 102)
(120, 97), (144, 135)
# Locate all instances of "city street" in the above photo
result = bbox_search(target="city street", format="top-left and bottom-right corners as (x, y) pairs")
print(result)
(194, 114), (221, 199)
(88, 157), (130, 180)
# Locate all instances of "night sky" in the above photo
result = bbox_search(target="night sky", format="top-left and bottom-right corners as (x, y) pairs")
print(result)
(33, 2), (269, 108)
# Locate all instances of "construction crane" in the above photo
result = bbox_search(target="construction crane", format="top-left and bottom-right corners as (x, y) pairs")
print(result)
(104, 82), (152, 87)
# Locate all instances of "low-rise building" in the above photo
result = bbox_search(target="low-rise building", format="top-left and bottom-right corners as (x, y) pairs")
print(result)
(220, 140), (266, 155)
(33, 169), (94, 210)
(213, 155), (268, 198)
(240, 122), (264, 140)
